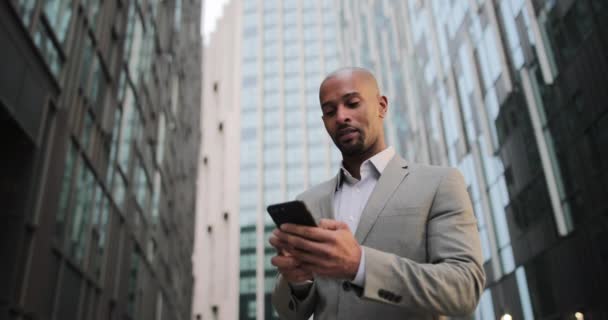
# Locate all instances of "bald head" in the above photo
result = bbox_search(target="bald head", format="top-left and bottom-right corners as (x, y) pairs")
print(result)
(319, 67), (381, 98)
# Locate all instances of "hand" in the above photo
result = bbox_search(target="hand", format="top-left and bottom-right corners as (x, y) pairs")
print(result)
(269, 229), (313, 283)
(275, 219), (362, 280)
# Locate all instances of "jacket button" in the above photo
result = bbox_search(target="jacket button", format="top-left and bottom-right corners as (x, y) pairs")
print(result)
(288, 300), (294, 310)
(342, 281), (351, 291)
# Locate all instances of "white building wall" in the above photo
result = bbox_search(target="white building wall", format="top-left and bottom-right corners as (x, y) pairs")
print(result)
(192, 1), (242, 319)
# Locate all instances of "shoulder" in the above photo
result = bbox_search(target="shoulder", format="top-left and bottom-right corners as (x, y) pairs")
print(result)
(408, 162), (462, 180)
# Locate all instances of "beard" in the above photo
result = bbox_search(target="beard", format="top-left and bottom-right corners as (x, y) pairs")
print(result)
(334, 129), (366, 156)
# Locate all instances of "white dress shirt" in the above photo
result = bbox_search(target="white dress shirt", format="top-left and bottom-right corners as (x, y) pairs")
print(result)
(289, 147), (395, 293)
(334, 146), (395, 286)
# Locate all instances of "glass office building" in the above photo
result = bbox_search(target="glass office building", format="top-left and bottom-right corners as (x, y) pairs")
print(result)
(337, 0), (608, 319)
(238, 0), (341, 319)
(0, 1), (201, 319)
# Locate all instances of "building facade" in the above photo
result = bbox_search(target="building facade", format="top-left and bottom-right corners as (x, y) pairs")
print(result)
(337, 0), (608, 319)
(192, 1), (242, 319)
(237, 0), (340, 319)
(0, 0), (201, 319)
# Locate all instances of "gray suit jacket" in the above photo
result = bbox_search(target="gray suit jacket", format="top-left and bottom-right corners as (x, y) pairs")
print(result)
(271, 155), (485, 319)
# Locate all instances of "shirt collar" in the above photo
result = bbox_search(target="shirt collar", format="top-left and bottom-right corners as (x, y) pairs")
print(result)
(337, 147), (395, 188)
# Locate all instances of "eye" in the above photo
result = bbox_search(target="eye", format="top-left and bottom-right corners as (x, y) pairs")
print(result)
(347, 100), (360, 108)
(323, 109), (336, 117)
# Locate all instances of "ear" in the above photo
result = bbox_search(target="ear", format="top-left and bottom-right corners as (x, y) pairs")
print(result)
(378, 95), (388, 118)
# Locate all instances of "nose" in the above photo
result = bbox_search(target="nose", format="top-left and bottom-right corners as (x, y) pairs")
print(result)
(335, 104), (351, 124)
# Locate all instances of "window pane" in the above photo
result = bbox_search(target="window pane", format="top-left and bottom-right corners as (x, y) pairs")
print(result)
(70, 160), (97, 263)
(44, 0), (72, 43)
(56, 142), (77, 242)
(33, 21), (63, 77)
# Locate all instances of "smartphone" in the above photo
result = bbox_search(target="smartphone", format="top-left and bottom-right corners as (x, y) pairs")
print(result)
(267, 200), (317, 228)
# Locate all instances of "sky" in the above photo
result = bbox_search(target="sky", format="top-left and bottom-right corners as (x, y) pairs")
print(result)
(202, 0), (230, 44)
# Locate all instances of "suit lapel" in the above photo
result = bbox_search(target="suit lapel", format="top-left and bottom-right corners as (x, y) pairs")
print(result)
(317, 174), (338, 220)
(354, 155), (410, 243)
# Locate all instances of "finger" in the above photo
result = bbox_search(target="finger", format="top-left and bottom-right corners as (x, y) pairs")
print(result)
(271, 233), (302, 256)
(271, 255), (300, 269)
(274, 230), (332, 256)
(319, 219), (350, 231)
(318, 219), (340, 230)
(281, 223), (335, 242)
(289, 247), (331, 268)
(268, 235), (290, 252)
(270, 230), (294, 255)
(269, 234), (288, 247)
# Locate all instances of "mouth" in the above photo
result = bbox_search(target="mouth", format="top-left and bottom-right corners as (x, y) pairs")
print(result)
(337, 127), (359, 142)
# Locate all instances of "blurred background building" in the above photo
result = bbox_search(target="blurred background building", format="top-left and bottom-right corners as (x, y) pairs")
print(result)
(0, 0), (201, 319)
(241, 0), (352, 318)
(236, 0), (343, 319)
(336, 0), (608, 319)
(192, 1), (241, 319)
(195, 1), (343, 319)
(197, 0), (608, 319)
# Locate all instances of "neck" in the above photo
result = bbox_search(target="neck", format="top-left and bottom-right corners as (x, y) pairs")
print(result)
(342, 142), (386, 179)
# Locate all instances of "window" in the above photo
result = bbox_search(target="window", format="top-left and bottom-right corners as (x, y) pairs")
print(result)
(243, 60), (257, 77)
(81, 111), (95, 154)
(242, 110), (257, 129)
(264, 166), (280, 187)
(33, 19), (63, 77)
(69, 159), (98, 264)
(170, 75), (180, 116)
(105, 107), (122, 183)
(264, 27), (279, 43)
(263, 109), (279, 128)
(88, 0), (102, 32)
(55, 142), (77, 242)
(88, 54), (108, 111)
(283, 12), (297, 30)
(44, 0), (72, 43)
(286, 145), (304, 165)
(79, 34), (94, 89)
(240, 253), (256, 271)
(134, 157), (151, 212)
(156, 112), (166, 165)
(309, 165), (328, 187)
(15, 0), (36, 26)
(264, 186), (281, 206)
(55, 265), (82, 320)
(240, 167), (258, 189)
(263, 144), (280, 164)
(127, 248), (141, 317)
(174, 0), (182, 31)
(151, 171), (162, 224)
(240, 141), (257, 165)
(240, 188), (257, 209)
(284, 40), (299, 58)
(112, 169), (127, 210)
(304, 41), (320, 58)
(127, 11), (144, 82)
(117, 85), (141, 171)
(95, 193), (110, 279)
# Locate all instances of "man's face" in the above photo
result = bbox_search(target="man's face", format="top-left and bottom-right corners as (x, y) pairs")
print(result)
(319, 72), (387, 157)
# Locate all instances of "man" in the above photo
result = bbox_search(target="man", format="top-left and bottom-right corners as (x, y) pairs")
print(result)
(270, 67), (485, 319)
